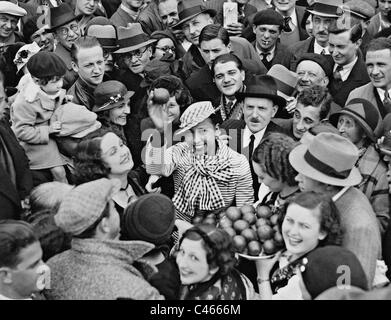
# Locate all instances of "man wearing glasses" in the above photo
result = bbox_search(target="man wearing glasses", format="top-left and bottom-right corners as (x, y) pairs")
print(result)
(49, 3), (81, 89)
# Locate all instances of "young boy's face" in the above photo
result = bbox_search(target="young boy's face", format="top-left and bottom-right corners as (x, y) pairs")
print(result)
(39, 76), (64, 95)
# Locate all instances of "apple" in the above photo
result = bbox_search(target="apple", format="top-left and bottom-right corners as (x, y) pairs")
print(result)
(152, 88), (170, 104)
(242, 212), (257, 225)
(240, 204), (255, 215)
(274, 231), (284, 246)
(263, 239), (277, 255)
(241, 228), (257, 242)
(255, 217), (271, 228)
(256, 205), (272, 219)
(219, 216), (233, 229)
(248, 240), (262, 256)
(233, 219), (250, 233)
(206, 213), (216, 219)
(272, 225), (280, 232)
(232, 235), (247, 253)
(192, 216), (203, 225)
(270, 214), (279, 226)
(203, 218), (216, 226)
(257, 225), (274, 241)
(224, 227), (237, 238)
(225, 207), (242, 221)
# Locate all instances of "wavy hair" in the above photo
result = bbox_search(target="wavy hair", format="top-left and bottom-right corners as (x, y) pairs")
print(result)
(178, 224), (236, 276)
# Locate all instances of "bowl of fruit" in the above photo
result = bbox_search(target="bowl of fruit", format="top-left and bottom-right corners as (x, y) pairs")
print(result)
(218, 204), (284, 260)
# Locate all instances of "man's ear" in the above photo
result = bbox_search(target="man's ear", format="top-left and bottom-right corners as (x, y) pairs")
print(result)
(272, 104), (278, 118)
(252, 25), (257, 35)
(227, 42), (232, 52)
(322, 76), (329, 87)
(71, 61), (78, 73)
(240, 69), (245, 82)
(0, 267), (13, 285)
(209, 265), (219, 277)
(98, 217), (110, 234)
(215, 123), (220, 137)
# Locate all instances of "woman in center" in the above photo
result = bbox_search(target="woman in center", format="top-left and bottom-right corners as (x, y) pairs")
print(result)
(146, 101), (254, 225)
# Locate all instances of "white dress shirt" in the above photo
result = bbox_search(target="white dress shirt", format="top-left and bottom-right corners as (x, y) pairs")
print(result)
(256, 44), (276, 62)
(333, 56), (358, 82)
(314, 40), (330, 55)
(243, 125), (267, 150)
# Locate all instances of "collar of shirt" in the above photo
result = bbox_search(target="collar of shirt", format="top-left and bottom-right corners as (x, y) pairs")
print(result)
(243, 125), (267, 149)
(256, 44), (276, 61)
(376, 87), (391, 102)
(120, 3), (138, 18)
(314, 40), (329, 55)
(181, 39), (192, 52)
(379, 13), (391, 31)
(265, 0), (273, 6)
(333, 56), (358, 82)
(332, 186), (349, 202)
(224, 96), (237, 106)
(277, 8), (297, 28)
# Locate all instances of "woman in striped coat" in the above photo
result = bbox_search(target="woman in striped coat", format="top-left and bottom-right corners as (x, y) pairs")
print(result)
(146, 101), (254, 224)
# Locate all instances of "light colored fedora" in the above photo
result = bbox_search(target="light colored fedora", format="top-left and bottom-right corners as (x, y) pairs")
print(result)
(289, 132), (362, 187)
(267, 64), (298, 100)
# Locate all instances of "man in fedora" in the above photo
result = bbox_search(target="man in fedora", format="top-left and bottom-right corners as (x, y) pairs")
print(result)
(220, 75), (285, 201)
(252, 9), (290, 71)
(114, 23), (156, 167)
(173, 0), (265, 78)
(0, 1), (26, 48)
(49, 3), (81, 89)
(23, 15), (55, 52)
(87, 22), (119, 80)
(67, 36), (105, 110)
(186, 24), (266, 106)
(289, 132), (382, 288)
(282, 0), (342, 71)
(110, 0), (143, 28)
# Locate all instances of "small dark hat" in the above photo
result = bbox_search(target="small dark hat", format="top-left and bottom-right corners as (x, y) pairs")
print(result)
(253, 8), (284, 27)
(236, 75), (286, 108)
(93, 80), (134, 112)
(122, 194), (176, 245)
(172, 0), (216, 29)
(27, 51), (67, 79)
(329, 98), (382, 142)
(140, 60), (173, 88)
(48, 3), (81, 32)
(296, 53), (334, 78)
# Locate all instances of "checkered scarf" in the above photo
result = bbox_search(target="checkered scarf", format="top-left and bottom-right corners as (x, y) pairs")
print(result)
(172, 142), (235, 217)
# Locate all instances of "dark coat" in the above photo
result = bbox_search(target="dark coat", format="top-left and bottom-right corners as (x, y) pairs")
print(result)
(137, 2), (164, 35)
(54, 43), (78, 90)
(329, 54), (370, 108)
(220, 119), (285, 201)
(282, 36), (315, 71)
(252, 40), (291, 70)
(110, 6), (138, 28)
(0, 120), (33, 220)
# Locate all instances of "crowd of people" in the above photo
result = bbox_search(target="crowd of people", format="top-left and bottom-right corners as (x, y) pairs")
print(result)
(1, 0), (391, 300)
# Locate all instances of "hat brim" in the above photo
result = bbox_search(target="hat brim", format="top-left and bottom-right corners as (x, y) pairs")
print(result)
(71, 121), (102, 138)
(113, 39), (157, 54)
(306, 9), (340, 18)
(236, 92), (286, 109)
(379, 146), (391, 156)
(289, 144), (362, 187)
(329, 110), (376, 142)
(47, 14), (82, 33)
(175, 107), (219, 136)
(172, 8), (217, 29)
(92, 91), (135, 113)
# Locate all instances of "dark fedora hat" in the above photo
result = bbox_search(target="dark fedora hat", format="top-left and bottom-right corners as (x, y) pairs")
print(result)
(172, 0), (216, 29)
(236, 75), (286, 109)
(114, 23), (157, 54)
(48, 3), (81, 32)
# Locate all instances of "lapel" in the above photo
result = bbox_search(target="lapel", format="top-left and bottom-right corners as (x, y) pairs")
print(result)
(55, 43), (73, 69)
(295, 5), (308, 40)
(373, 86), (388, 118)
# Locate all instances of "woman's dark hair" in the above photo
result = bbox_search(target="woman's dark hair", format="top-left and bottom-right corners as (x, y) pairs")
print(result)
(150, 75), (192, 110)
(252, 132), (299, 186)
(280, 192), (344, 246)
(178, 224), (236, 276)
(0, 220), (38, 268)
(73, 135), (111, 185)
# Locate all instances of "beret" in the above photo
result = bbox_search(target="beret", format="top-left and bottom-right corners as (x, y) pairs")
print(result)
(27, 51), (67, 79)
(296, 53), (334, 78)
(253, 8), (284, 27)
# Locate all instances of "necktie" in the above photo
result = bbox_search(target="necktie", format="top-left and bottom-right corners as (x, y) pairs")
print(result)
(283, 16), (292, 32)
(248, 134), (259, 201)
(224, 100), (234, 120)
(333, 65), (343, 82)
(320, 49), (326, 55)
(383, 91), (391, 114)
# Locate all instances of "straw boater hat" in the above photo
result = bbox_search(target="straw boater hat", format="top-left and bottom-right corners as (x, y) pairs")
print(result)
(114, 23), (157, 54)
(329, 98), (382, 143)
(236, 75), (286, 109)
(306, 0), (343, 18)
(289, 132), (362, 187)
(172, 0), (216, 29)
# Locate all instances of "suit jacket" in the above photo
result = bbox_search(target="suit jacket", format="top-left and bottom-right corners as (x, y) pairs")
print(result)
(137, 2), (164, 35)
(54, 43), (78, 90)
(282, 36), (315, 71)
(220, 119), (285, 201)
(347, 82), (391, 120)
(293, 5), (309, 42)
(253, 41), (291, 70)
(110, 6), (137, 28)
(367, 13), (382, 38)
(329, 54), (370, 108)
(101, 0), (121, 18)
